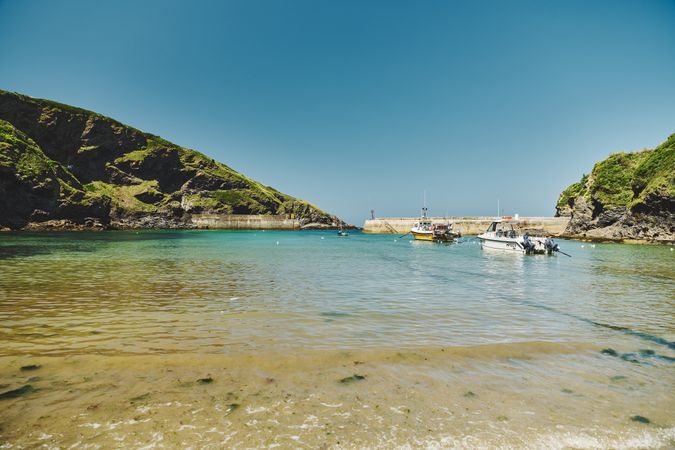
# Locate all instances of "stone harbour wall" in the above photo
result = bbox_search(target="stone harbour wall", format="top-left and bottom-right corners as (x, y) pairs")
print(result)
(191, 214), (299, 230)
(363, 216), (570, 236)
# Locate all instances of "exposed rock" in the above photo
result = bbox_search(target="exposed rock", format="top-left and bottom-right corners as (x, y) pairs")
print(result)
(556, 134), (674, 243)
(339, 374), (366, 384)
(0, 384), (35, 400)
(630, 415), (651, 424)
(0, 90), (347, 230)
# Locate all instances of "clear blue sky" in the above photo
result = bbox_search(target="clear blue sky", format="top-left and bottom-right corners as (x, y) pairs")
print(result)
(1, 0), (674, 225)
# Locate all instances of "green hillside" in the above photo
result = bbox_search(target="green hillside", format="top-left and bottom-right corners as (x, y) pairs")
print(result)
(557, 134), (674, 214)
(0, 90), (339, 229)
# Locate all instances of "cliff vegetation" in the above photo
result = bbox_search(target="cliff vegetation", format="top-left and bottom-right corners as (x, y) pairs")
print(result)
(556, 134), (674, 242)
(0, 90), (342, 230)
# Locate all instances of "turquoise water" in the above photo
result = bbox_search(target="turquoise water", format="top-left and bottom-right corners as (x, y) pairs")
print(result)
(0, 230), (674, 448)
(1, 230), (673, 354)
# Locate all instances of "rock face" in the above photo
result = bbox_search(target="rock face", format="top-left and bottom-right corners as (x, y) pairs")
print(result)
(0, 90), (344, 230)
(555, 134), (674, 243)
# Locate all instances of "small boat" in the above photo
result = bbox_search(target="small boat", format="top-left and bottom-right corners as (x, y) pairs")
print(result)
(410, 206), (461, 242)
(337, 227), (349, 236)
(477, 219), (560, 255)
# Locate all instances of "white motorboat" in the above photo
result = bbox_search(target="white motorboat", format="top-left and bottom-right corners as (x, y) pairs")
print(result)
(478, 219), (561, 255)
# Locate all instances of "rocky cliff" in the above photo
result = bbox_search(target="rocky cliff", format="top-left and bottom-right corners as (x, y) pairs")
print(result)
(0, 90), (344, 230)
(555, 134), (674, 243)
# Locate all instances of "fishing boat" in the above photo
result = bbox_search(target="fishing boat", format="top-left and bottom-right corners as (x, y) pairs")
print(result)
(337, 229), (349, 236)
(477, 219), (561, 255)
(410, 206), (460, 242)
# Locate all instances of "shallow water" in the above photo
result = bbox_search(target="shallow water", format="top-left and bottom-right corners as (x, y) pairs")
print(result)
(0, 230), (673, 448)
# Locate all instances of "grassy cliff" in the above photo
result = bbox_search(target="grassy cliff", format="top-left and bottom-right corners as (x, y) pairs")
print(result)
(0, 90), (340, 229)
(556, 134), (674, 242)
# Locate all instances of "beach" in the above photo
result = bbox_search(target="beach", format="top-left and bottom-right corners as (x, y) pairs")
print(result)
(1, 231), (673, 448)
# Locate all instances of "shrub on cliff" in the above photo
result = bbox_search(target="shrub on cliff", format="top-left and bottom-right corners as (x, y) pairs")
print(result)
(556, 134), (674, 241)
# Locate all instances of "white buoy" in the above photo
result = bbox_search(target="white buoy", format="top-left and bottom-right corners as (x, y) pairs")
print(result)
(394, 239), (397, 242)
(591, 244), (596, 248)
(321, 237), (324, 240)
(276, 241), (279, 245)
(581, 245), (585, 248)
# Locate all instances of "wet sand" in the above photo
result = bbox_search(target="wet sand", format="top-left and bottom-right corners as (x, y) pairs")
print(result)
(1, 343), (673, 449)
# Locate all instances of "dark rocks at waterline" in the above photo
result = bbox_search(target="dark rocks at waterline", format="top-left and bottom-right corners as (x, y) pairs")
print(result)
(655, 354), (675, 363)
(197, 377), (214, 384)
(619, 353), (641, 364)
(631, 415), (651, 424)
(0, 384), (35, 400)
(339, 374), (366, 384)
(600, 348), (643, 364)
(20, 364), (41, 371)
(130, 393), (151, 402)
(609, 375), (627, 381)
(227, 403), (240, 413)
(600, 347), (675, 365)
(320, 311), (351, 318)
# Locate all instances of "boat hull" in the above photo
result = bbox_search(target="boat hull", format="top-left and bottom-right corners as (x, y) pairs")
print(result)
(478, 235), (549, 254)
(411, 231), (434, 241)
(478, 236), (524, 252)
(411, 231), (458, 242)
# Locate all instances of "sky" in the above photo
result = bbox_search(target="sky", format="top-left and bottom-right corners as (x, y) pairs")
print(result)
(1, 0), (674, 225)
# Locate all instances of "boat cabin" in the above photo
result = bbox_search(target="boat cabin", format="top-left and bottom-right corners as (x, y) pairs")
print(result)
(416, 218), (432, 230)
(484, 220), (519, 238)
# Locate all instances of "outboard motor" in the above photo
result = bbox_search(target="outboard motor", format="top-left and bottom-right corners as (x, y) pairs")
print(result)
(544, 238), (559, 255)
(522, 232), (536, 253)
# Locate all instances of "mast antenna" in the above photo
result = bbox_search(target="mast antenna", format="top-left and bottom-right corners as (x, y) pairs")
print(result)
(422, 190), (428, 218)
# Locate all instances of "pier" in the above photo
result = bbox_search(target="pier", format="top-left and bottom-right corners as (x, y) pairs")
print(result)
(191, 214), (299, 230)
(363, 216), (570, 236)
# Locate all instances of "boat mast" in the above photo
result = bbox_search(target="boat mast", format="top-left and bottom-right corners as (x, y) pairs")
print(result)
(422, 190), (428, 219)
